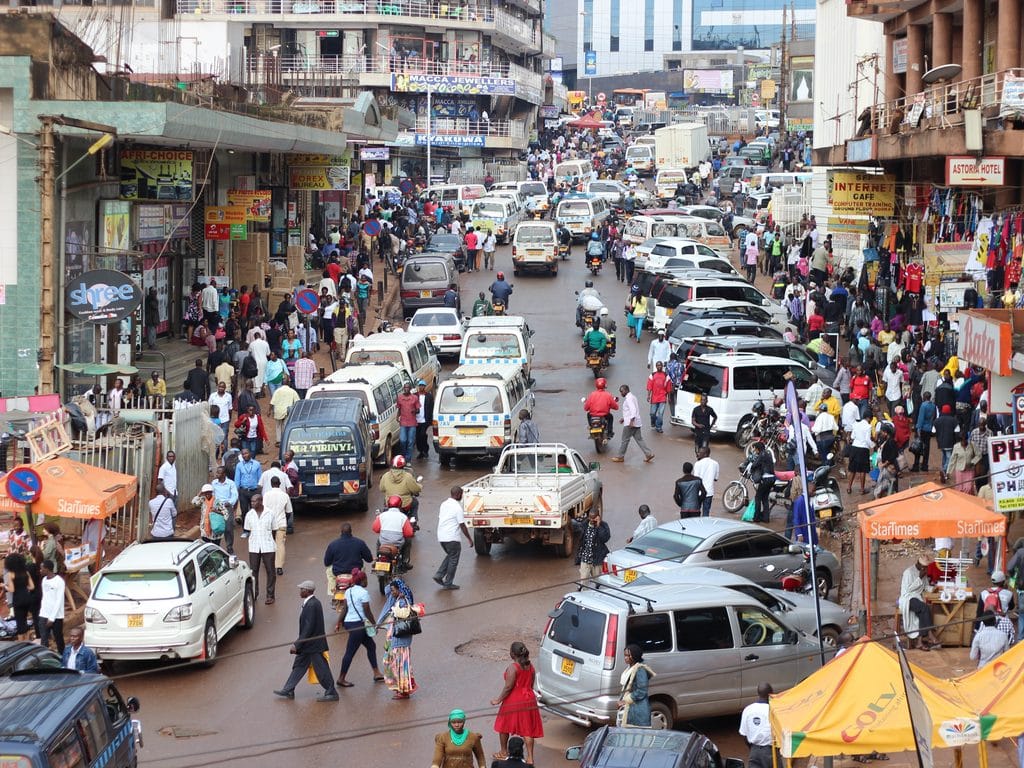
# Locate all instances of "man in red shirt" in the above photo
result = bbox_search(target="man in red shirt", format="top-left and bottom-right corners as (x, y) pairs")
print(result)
(807, 308), (825, 340)
(583, 378), (619, 437)
(849, 364), (872, 418)
(464, 227), (480, 272)
(396, 382), (421, 462)
(646, 361), (672, 433)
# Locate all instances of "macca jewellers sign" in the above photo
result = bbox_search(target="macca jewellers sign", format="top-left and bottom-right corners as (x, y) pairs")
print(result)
(65, 269), (142, 325)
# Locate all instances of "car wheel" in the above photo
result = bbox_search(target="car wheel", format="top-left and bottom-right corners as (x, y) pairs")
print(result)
(473, 529), (491, 556)
(380, 436), (393, 468)
(240, 581), (255, 629)
(815, 568), (832, 599)
(201, 618), (218, 667)
(558, 520), (574, 558)
(818, 626), (840, 649)
(648, 699), (674, 730)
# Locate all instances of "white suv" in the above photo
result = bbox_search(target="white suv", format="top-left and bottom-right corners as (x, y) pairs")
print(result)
(85, 540), (255, 666)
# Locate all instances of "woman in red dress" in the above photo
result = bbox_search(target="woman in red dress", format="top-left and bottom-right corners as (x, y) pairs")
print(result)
(490, 641), (544, 765)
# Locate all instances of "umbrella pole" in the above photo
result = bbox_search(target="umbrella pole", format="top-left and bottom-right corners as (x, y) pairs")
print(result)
(954, 746), (963, 768)
(22, 503), (35, 547)
(977, 740), (988, 768)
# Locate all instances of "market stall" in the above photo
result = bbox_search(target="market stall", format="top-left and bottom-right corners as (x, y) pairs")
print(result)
(857, 482), (1007, 637)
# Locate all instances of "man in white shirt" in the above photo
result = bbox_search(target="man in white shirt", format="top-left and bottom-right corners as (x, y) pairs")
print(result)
(148, 482), (177, 539)
(693, 446), (720, 517)
(209, 381), (233, 445)
(244, 493), (277, 604)
(626, 504), (658, 544)
(971, 614), (1009, 669)
(38, 560), (66, 653)
(811, 403), (839, 460)
(739, 682), (774, 768)
(201, 279), (220, 328)
(263, 477), (292, 577)
(259, 461), (293, 497)
(212, 466), (239, 555)
(881, 360), (905, 411)
(611, 384), (655, 464)
(841, 399), (861, 435)
(158, 451), (178, 499)
(647, 331), (671, 369)
(433, 486), (472, 590)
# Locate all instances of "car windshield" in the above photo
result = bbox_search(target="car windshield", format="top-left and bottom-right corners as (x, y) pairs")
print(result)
(625, 147), (650, 158)
(547, 600), (607, 656)
(426, 236), (460, 250)
(411, 312), (458, 328)
(704, 221), (726, 236)
(287, 426), (357, 456)
(473, 203), (505, 216)
(558, 202), (591, 216)
(439, 384), (502, 414)
(516, 226), (555, 244)
(94, 570), (182, 601)
(403, 262), (449, 283)
(627, 529), (704, 559)
(521, 182), (546, 196)
(465, 333), (522, 358)
(679, 361), (724, 396)
(696, 259), (733, 273)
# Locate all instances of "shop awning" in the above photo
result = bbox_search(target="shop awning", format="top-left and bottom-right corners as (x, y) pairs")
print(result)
(0, 457), (137, 520)
(770, 639), (978, 758)
(949, 640), (1024, 741)
(857, 482), (1006, 540)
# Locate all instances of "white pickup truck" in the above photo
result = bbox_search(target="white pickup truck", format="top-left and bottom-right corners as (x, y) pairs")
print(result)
(462, 443), (603, 558)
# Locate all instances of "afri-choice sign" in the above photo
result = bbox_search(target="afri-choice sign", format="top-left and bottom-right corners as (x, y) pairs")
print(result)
(65, 269), (142, 325)
(988, 435), (1024, 512)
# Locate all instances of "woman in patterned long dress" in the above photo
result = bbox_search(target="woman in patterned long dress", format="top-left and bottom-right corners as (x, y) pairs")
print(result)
(377, 577), (417, 699)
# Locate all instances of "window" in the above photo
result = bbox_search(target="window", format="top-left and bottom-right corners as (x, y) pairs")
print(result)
(439, 385), (502, 414)
(747, 532), (791, 558)
(674, 607), (734, 650)
(76, 700), (109, 763)
(104, 683), (129, 727)
(628, 529), (704, 560)
(708, 534), (752, 560)
(644, 0), (654, 50)
(198, 548), (230, 587)
(610, 0), (620, 51)
(573, 454), (589, 474)
(182, 561), (197, 594)
(679, 362), (724, 397)
(732, 367), (760, 391)
(94, 571), (182, 601)
(626, 613), (673, 654)
(548, 600), (607, 656)
(48, 729), (86, 768)
(736, 607), (792, 647)
(790, 366), (815, 390)
(583, 0), (594, 52)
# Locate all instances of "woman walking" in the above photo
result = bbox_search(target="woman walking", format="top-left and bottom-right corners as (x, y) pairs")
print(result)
(432, 709), (486, 768)
(335, 569), (384, 688)
(491, 641), (543, 765)
(378, 577), (418, 699)
(3, 553), (35, 641)
(618, 644), (655, 727)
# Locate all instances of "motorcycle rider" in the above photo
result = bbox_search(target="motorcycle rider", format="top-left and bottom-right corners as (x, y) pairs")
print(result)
(622, 190), (637, 215)
(557, 223), (573, 256)
(583, 377), (619, 438)
(585, 231), (606, 263)
(379, 455), (422, 521)
(577, 280), (603, 328)
(490, 271), (514, 309)
(372, 495), (415, 569)
(582, 318), (610, 362)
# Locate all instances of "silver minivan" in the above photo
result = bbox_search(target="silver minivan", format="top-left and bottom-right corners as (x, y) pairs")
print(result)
(537, 583), (819, 729)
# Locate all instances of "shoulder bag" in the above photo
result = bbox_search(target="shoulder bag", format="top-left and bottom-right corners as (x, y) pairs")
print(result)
(392, 601), (422, 638)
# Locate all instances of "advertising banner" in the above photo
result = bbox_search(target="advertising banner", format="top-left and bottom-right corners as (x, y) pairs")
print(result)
(584, 51), (597, 76)
(289, 165), (351, 191)
(359, 147), (390, 161)
(136, 204), (167, 242)
(892, 38), (909, 74)
(957, 311), (1011, 375)
(827, 217), (868, 235)
(414, 134), (486, 148)
(827, 171), (895, 216)
(119, 150), (194, 201)
(988, 435), (1024, 512)
(226, 189), (272, 222)
(999, 75), (1024, 119)
(99, 200), (131, 253)
(922, 242), (973, 276)
(391, 73), (515, 95)
(65, 269), (142, 324)
(945, 156), (1006, 186)
(683, 69), (734, 94)
(204, 223), (247, 241)
(204, 206), (248, 226)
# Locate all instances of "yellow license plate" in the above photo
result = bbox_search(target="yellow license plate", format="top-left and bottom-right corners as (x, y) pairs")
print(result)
(818, 506), (833, 519)
(372, 562), (392, 573)
(458, 426), (484, 435)
(127, 614), (143, 628)
(560, 657), (575, 676)
(623, 569), (639, 584)
(528, 250), (543, 255)
(504, 517), (530, 526)
(420, 290), (431, 298)
(315, 473), (330, 486)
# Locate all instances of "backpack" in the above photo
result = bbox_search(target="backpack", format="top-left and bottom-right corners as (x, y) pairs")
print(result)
(208, 508), (226, 536)
(982, 590), (1003, 615)
(241, 354), (258, 380)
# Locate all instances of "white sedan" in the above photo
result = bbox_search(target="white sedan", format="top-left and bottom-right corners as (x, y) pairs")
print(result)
(409, 307), (465, 358)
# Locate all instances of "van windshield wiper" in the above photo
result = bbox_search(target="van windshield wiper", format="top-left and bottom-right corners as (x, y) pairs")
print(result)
(624, 546), (645, 554)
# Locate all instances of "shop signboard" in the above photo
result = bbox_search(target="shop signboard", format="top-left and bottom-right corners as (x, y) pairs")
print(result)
(414, 134), (486, 148)
(136, 204), (167, 242)
(540, 105), (560, 119)
(391, 73), (516, 95)
(892, 38), (908, 74)
(748, 63), (773, 81)
(119, 150), (194, 201)
(359, 147), (390, 161)
(922, 242), (973, 276)
(683, 69), (733, 95)
(204, 223), (247, 241)
(845, 136), (875, 164)
(204, 206), (247, 226)
(827, 171), (895, 216)
(289, 160), (351, 192)
(999, 75), (1024, 119)
(988, 434), (1024, 512)
(936, 281), (975, 313)
(945, 156), (1006, 187)
(226, 189), (272, 222)
(65, 269), (142, 324)
(99, 200), (131, 253)
(957, 311), (1011, 375)
(827, 217), (868, 235)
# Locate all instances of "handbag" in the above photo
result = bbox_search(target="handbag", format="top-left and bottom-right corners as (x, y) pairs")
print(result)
(352, 598), (376, 637)
(393, 615), (422, 638)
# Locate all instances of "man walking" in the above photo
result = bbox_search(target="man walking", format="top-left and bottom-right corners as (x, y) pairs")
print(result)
(243, 492), (277, 604)
(572, 509), (610, 580)
(690, 393), (717, 452)
(673, 463), (706, 519)
(396, 382), (420, 462)
(270, 374), (300, 445)
(211, 465), (239, 555)
(646, 361), (672, 433)
(273, 580), (339, 701)
(414, 379), (434, 459)
(434, 486), (471, 590)
(482, 229), (497, 270)
(148, 481), (177, 540)
(693, 446), (720, 517)
(739, 683), (774, 768)
(234, 447), (263, 519)
(37, 560), (65, 653)
(264, 476), (293, 577)
(611, 384), (655, 464)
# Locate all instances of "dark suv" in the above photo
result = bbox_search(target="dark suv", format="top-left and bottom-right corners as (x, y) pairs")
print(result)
(566, 726), (742, 768)
(0, 642), (61, 675)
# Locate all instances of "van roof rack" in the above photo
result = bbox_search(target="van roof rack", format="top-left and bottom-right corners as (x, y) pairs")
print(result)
(575, 581), (654, 614)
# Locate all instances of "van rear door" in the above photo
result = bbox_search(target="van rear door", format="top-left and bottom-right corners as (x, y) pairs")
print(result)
(285, 424), (363, 500)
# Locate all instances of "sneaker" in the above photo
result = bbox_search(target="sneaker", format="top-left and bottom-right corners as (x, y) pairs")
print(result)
(644, 454), (655, 463)
(442, 583), (461, 590)
(273, 689), (294, 699)
(433, 575), (445, 586)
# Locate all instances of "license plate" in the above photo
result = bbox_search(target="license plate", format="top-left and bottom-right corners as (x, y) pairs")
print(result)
(127, 614), (143, 628)
(420, 290), (431, 298)
(372, 562), (392, 573)
(560, 657), (576, 676)
(623, 569), (639, 584)
(817, 506), (833, 519)
(588, 356), (602, 364)
(527, 249), (543, 255)
(315, 473), (330, 486)
(504, 516), (530, 526)
(458, 426), (484, 435)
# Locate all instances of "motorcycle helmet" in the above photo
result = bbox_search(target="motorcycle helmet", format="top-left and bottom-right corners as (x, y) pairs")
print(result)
(585, 280), (594, 288)
(387, 495), (403, 509)
(752, 401), (766, 415)
(599, 307), (609, 317)
(497, 271), (505, 280)
(391, 455), (406, 469)
(595, 377), (607, 390)
(591, 232), (600, 240)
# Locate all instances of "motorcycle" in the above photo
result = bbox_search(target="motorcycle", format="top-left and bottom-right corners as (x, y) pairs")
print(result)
(585, 349), (609, 379)
(721, 456), (796, 515)
(558, 243), (570, 261)
(587, 254), (603, 275)
(762, 546), (831, 597)
(492, 298), (507, 316)
(373, 540), (411, 595)
(582, 396), (616, 452)
(810, 458), (843, 532)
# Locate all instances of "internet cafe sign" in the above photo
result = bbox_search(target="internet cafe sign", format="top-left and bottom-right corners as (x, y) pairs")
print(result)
(827, 171), (895, 216)
(65, 269), (142, 325)
(957, 311), (1011, 375)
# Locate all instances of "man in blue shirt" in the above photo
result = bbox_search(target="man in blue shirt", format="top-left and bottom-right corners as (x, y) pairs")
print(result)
(912, 391), (937, 473)
(212, 465), (240, 554)
(323, 522), (373, 577)
(234, 448), (263, 523)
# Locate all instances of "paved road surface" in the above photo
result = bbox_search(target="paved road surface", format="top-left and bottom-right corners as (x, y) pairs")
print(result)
(129, 241), (769, 768)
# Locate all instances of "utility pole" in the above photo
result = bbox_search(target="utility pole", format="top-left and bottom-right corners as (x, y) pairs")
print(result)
(779, 5), (788, 140)
(38, 117), (56, 393)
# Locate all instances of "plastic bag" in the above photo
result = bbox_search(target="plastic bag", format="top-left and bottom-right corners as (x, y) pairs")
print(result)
(306, 651), (329, 684)
(742, 499), (757, 522)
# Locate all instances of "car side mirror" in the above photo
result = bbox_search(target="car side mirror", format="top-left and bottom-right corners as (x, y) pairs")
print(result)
(724, 759), (746, 768)
(787, 544), (803, 554)
(589, 461), (601, 471)
(565, 746), (583, 761)
(126, 696), (141, 713)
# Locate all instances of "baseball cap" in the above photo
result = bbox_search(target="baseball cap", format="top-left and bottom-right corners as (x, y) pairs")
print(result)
(201, 483), (214, 493)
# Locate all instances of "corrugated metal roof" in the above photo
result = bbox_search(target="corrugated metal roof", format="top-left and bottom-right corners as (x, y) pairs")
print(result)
(0, 673), (104, 742)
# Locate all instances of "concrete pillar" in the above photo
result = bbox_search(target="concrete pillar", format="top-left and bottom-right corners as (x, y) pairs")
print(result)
(932, 11), (952, 66)
(884, 34), (902, 101)
(906, 24), (924, 95)
(996, 0), (1021, 72)
(962, 0), (982, 81)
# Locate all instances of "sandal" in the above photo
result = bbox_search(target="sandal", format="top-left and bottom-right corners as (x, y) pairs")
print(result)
(492, 753), (509, 761)
(373, 675), (385, 682)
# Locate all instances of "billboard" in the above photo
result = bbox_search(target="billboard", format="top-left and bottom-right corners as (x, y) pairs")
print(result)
(684, 69), (734, 95)
(584, 51), (597, 76)
(119, 150), (194, 201)
(827, 171), (896, 216)
(226, 189), (272, 222)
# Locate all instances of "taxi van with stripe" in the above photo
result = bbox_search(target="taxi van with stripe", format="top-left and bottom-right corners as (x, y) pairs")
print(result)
(458, 316), (535, 379)
(433, 364), (534, 462)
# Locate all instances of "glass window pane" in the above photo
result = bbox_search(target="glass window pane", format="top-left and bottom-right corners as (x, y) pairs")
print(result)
(674, 607), (734, 650)
(626, 612), (673, 654)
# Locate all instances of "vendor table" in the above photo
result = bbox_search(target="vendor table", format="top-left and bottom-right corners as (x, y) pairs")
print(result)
(925, 590), (976, 647)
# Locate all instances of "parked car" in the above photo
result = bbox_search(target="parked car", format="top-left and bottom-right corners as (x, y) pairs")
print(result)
(408, 307), (465, 358)
(0, 642), (61, 674)
(423, 232), (468, 272)
(670, 334), (837, 386)
(85, 539), (255, 665)
(679, 204), (755, 238)
(566, 726), (743, 768)
(604, 517), (842, 598)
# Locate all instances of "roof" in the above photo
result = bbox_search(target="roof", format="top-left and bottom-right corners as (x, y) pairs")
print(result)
(569, 581), (752, 612)
(288, 397), (364, 421)
(106, 539), (204, 569)
(465, 316), (528, 329)
(446, 364), (524, 382)
(347, 332), (428, 349)
(325, 364), (407, 385)
(0, 673), (107, 742)
(690, 352), (796, 366)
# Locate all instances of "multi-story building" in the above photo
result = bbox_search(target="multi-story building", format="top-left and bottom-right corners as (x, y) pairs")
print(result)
(546, 0), (815, 85)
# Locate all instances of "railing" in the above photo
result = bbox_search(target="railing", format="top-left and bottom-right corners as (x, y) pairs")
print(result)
(414, 117), (527, 138)
(493, 6), (540, 48)
(248, 53), (512, 79)
(869, 68), (1017, 135)
(176, 0), (495, 20)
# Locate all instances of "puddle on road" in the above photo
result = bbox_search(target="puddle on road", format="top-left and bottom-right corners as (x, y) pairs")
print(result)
(159, 725), (219, 738)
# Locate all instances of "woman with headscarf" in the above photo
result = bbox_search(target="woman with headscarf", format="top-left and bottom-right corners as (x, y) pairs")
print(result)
(490, 641), (543, 764)
(618, 643), (655, 727)
(377, 577), (418, 699)
(432, 709), (486, 768)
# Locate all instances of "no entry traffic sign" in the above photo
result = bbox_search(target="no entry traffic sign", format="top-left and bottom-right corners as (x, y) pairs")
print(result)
(363, 219), (382, 237)
(295, 288), (320, 315)
(6, 466), (42, 504)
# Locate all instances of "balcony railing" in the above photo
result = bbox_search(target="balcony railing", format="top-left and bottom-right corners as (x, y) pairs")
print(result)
(247, 53), (513, 78)
(868, 68), (1018, 135)
(177, 0), (494, 20)
(413, 117), (527, 138)
(493, 6), (539, 48)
